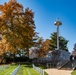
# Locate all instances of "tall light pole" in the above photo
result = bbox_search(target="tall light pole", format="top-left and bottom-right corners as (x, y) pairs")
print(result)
(54, 18), (62, 50)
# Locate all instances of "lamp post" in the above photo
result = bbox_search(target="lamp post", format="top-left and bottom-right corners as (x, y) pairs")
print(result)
(54, 18), (62, 50)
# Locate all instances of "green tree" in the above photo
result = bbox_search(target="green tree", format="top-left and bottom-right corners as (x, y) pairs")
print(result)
(49, 32), (68, 51)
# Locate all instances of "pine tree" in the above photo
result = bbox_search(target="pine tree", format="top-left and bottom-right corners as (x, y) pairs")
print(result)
(49, 32), (68, 51)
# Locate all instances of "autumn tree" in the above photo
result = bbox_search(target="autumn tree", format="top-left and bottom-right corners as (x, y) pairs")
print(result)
(35, 37), (50, 57)
(42, 39), (50, 52)
(0, 0), (37, 58)
(38, 39), (50, 57)
(49, 32), (68, 51)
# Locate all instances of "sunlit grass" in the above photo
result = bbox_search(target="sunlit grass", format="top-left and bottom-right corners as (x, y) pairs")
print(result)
(16, 63), (48, 75)
(0, 63), (48, 75)
(16, 64), (40, 75)
(0, 65), (17, 75)
(71, 70), (76, 75)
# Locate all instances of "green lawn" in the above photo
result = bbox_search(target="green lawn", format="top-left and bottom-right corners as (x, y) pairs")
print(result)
(0, 63), (48, 75)
(71, 70), (76, 75)
(16, 64), (40, 75)
(34, 64), (48, 75)
(16, 63), (48, 75)
(0, 65), (18, 75)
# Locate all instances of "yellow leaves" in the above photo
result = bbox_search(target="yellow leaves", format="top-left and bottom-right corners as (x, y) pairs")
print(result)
(37, 39), (50, 57)
(0, 5), (3, 11)
(0, 38), (6, 55)
(0, 0), (37, 56)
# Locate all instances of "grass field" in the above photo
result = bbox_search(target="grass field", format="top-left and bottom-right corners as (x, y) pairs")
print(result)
(0, 65), (18, 75)
(35, 64), (48, 75)
(0, 63), (48, 75)
(16, 64), (48, 75)
(16, 64), (40, 75)
(71, 70), (76, 75)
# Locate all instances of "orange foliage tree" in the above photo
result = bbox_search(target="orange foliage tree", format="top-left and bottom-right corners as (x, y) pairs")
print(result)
(35, 37), (50, 57)
(0, 1), (37, 57)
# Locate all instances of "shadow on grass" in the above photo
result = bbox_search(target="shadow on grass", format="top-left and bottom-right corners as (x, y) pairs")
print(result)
(34, 64), (47, 69)
(24, 65), (32, 68)
(23, 63), (33, 68)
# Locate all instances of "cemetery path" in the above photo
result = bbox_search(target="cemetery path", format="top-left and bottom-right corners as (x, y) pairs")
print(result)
(45, 68), (73, 75)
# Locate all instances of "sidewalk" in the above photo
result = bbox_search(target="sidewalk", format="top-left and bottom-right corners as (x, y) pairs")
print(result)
(45, 68), (73, 75)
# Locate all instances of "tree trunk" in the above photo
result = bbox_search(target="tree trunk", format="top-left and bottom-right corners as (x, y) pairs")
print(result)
(27, 48), (29, 58)
(13, 54), (15, 62)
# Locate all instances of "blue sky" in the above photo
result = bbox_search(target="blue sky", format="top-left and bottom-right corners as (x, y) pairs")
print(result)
(0, 0), (76, 52)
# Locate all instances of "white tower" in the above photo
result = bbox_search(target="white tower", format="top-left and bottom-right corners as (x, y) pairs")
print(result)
(54, 18), (62, 50)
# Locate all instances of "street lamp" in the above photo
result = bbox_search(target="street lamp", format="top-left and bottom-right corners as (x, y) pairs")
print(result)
(54, 18), (62, 50)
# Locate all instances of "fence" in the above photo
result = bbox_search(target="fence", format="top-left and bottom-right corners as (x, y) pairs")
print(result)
(32, 64), (44, 75)
(10, 65), (20, 75)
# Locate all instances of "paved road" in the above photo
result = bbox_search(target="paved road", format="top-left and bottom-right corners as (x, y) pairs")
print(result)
(45, 68), (73, 75)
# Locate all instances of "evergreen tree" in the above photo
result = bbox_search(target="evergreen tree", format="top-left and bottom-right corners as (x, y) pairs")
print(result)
(49, 32), (68, 51)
